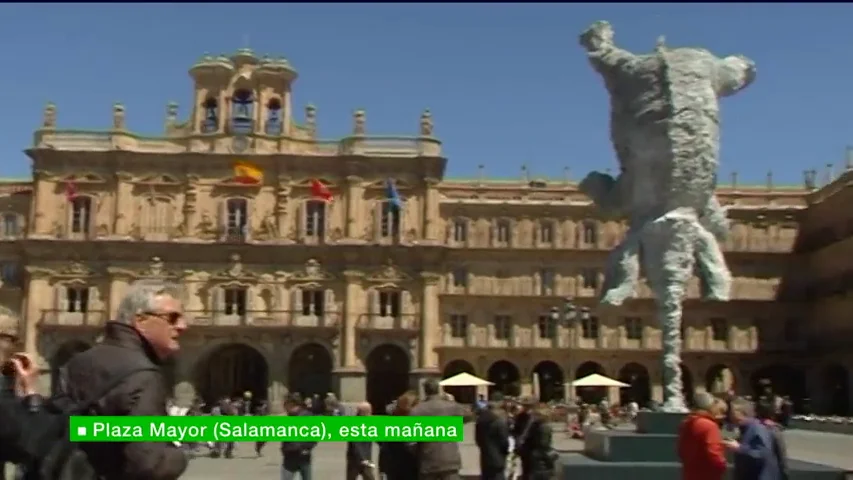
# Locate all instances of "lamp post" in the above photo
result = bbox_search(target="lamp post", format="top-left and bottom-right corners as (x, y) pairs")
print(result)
(550, 297), (590, 403)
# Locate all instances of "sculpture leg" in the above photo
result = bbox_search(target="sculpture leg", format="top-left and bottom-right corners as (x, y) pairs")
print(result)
(600, 229), (641, 307)
(694, 225), (732, 301)
(641, 216), (698, 413)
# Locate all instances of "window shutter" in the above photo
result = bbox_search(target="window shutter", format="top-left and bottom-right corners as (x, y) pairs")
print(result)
(88, 197), (98, 237)
(291, 286), (302, 314)
(398, 200), (407, 242)
(54, 285), (68, 312)
(218, 200), (227, 241)
(401, 290), (413, 317)
(88, 286), (100, 315)
(374, 201), (383, 241)
(323, 289), (334, 313)
(244, 199), (253, 242)
(245, 285), (254, 315)
(296, 201), (305, 242)
(211, 287), (221, 321)
(367, 289), (377, 317)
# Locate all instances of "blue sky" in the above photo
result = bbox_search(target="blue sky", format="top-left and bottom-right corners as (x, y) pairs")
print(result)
(1, 3), (851, 186)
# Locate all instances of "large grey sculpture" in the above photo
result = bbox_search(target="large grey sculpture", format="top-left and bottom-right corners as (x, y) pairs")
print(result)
(578, 21), (756, 412)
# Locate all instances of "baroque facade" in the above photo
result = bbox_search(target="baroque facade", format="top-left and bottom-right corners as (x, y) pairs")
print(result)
(0, 48), (849, 414)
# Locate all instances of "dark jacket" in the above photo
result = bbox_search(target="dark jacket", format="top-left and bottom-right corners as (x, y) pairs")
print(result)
(61, 321), (188, 480)
(475, 408), (510, 472)
(379, 441), (418, 480)
(511, 411), (555, 475)
(280, 409), (317, 461)
(409, 394), (467, 474)
(346, 439), (373, 465)
(733, 419), (781, 480)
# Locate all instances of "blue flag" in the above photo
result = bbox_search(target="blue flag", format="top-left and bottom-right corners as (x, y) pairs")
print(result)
(385, 178), (403, 210)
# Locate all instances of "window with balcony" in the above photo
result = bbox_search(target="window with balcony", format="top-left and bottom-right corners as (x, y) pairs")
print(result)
(539, 268), (555, 295)
(66, 286), (89, 313)
(495, 219), (511, 244)
(70, 196), (92, 234)
(226, 198), (248, 241)
(710, 318), (728, 341)
(624, 317), (643, 340)
(305, 200), (326, 238)
(537, 314), (557, 339)
(0, 263), (20, 288)
(453, 220), (467, 242)
(581, 316), (599, 339)
(450, 314), (468, 338)
(378, 291), (401, 318)
(581, 268), (599, 289)
(223, 287), (247, 316)
(539, 221), (554, 243)
(582, 221), (598, 246)
(140, 197), (172, 238)
(494, 315), (511, 339)
(452, 268), (467, 288)
(2, 214), (18, 237)
(380, 202), (401, 238)
(301, 289), (325, 316)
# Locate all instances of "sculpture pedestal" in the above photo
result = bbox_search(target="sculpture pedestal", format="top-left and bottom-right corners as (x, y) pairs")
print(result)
(559, 412), (847, 480)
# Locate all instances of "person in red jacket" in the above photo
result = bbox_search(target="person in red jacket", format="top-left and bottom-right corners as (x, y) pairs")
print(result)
(678, 392), (728, 480)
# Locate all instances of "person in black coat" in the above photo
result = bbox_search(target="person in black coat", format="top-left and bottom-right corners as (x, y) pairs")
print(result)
(280, 393), (317, 480)
(511, 397), (556, 480)
(378, 391), (420, 480)
(476, 393), (511, 480)
(346, 402), (376, 480)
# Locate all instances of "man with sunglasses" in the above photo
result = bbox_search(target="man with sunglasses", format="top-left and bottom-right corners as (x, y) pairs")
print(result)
(59, 279), (190, 480)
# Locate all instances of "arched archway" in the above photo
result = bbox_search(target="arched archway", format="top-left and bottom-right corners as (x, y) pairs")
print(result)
(196, 343), (268, 405)
(822, 364), (850, 415)
(705, 364), (736, 394)
(51, 340), (91, 395)
(574, 361), (605, 404)
(750, 364), (806, 412)
(442, 359), (476, 404)
(682, 364), (695, 407)
(618, 362), (651, 407)
(533, 361), (564, 402)
(288, 343), (334, 400)
(487, 360), (520, 397)
(366, 344), (410, 415)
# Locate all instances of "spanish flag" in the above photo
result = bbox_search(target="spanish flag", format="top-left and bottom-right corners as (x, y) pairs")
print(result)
(233, 161), (263, 184)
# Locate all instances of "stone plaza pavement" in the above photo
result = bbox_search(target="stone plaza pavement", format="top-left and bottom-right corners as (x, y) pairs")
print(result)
(179, 424), (853, 479)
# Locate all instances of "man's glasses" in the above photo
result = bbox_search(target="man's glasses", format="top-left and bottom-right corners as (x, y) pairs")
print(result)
(144, 311), (182, 325)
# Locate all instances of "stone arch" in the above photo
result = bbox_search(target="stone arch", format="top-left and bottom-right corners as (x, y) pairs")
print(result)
(366, 343), (410, 415)
(287, 342), (334, 400)
(533, 360), (564, 402)
(618, 362), (651, 407)
(487, 360), (521, 397)
(574, 361), (606, 404)
(195, 343), (269, 405)
(705, 364), (736, 394)
(750, 364), (806, 411)
(821, 364), (850, 415)
(442, 359), (476, 404)
(681, 363), (695, 406)
(50, 339), (91, 395)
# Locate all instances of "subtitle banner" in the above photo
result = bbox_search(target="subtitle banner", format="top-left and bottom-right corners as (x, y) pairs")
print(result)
(69, 415), (464, 443)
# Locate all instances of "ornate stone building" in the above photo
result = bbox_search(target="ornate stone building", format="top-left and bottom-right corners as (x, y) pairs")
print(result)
(0, 49), (848, 414)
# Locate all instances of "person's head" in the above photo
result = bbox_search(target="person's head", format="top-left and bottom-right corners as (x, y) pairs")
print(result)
(694, 392), (727, 420)
(356, 402), (372, 416)
(115, 279), (187, 360)
(423, 378), (440, 397)
(284, 393), (303, 414)
(730, 397), (755, 425)
(393, 390), (420, 416)
(518, 396), (537, 414)
(755, 399), (776, 421)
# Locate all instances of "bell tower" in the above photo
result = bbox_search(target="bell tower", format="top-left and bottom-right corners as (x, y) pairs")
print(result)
(188, 49), (298, 137)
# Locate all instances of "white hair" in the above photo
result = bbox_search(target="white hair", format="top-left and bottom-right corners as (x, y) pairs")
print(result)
(694, 392), (716, 411)
(115, 279), (182, 325)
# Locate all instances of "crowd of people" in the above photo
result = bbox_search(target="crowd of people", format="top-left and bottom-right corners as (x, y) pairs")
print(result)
(0, 277), (829, 480)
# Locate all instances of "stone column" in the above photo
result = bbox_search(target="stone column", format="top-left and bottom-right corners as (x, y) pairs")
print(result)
(422, 178), (440, 241)
(182, 181), (198, 237)
(419, 273), (441, 370)
(275, 182), (291, 239)
(345, 176), (364, 239)
(113, 172), (134, 236)
(23, 269), (51, 356)
(341, 270), (363, 367)
(32, 172), (55, 235)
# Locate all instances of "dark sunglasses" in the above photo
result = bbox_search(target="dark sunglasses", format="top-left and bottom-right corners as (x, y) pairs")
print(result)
(144, 311), (183, 325)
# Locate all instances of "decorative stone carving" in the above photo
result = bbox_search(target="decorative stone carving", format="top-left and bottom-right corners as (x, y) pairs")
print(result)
(577, 21), (755, 412)
(290, 259), (334, 282)
(43, 102), (57, 129)
(139, 256), (175, 278)
(366, 260), (410, 283)
(112, 103), (126, 130)
(57, 262), (95, 278)
(420, 109), (433, 136)
(211, 253), (257, 281)
(352, 109), (366, 136)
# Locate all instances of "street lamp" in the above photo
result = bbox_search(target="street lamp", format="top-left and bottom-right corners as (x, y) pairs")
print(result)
(550, 297), (590, 403)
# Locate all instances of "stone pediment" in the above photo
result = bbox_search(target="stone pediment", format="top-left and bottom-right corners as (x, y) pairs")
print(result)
(61, 172), (105, 183)
(295, 178), (337, 188)
(289, 259), (334, 282)
(54, 261), (96, 278)
(366, 261), (410, 283)
(138, 174), (180, 185)
(367, 178), (411, 190)
(210, 253), (257, 281)
(138, 257), (177, 278)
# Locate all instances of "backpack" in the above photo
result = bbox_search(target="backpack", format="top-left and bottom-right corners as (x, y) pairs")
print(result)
(3, 365), (158, 480)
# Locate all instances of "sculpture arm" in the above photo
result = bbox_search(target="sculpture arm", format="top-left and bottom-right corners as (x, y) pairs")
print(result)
(579, 171), (625, 214)
(715, 55), (756, 97)
(699, 195), (729, 242)
(579, 21), (639, 77)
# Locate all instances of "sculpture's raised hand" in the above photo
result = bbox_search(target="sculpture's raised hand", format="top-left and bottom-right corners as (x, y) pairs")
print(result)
(716, 55), (756, 97)
(579, 21), (614, 52)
